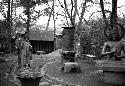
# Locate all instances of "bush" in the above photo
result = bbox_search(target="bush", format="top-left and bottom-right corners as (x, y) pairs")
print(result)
(80, 18), (107, 56)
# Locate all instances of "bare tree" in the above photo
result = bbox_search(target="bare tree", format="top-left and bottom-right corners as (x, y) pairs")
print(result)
(44, 0), (94, 53)
(62, 0), (91, 54)
(100, 0), (118, 27)
(100, 0), (125, 41)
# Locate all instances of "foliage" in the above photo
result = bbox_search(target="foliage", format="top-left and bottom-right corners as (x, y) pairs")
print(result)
(60, 0), (88, 27)
(19, 0), (49, 7)
(12, 19), (26, 35)
(0, 20), (8, 36)
(80, 18), (107, 56)
(80, 32), (92, 54)
(0, 1), (6, 19)
(20, 0), (36, 8)
(0, 0), (52, 26)
(80, 17), (125, 56)
(0, 20), (14, 53)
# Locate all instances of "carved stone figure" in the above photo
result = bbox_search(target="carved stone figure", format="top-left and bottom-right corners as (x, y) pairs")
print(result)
(101, 24), (125, 61)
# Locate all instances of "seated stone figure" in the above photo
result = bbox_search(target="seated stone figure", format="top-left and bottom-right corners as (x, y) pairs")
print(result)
(101, 27), (125, 61)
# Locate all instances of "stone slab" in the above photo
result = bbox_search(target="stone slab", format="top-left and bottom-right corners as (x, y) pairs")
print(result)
(103, 71), (125, 85)
(96, 61), (125, 72)
(96, 61), (125, 85)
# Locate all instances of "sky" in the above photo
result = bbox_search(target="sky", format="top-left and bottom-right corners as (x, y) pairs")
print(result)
(35, 0), (125, 27)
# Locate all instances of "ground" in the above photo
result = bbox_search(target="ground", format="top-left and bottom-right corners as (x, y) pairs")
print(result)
(0, 50), (116, 86)
(0, 54), (18, 86)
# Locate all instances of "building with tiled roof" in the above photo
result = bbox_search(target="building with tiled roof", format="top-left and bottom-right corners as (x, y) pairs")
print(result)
(29, 29), (54, 54)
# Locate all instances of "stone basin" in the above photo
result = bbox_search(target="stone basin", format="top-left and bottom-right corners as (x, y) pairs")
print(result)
(96, 61), (125, 85)
(17, 77), (42, 86)
(16, 67), (43, 86)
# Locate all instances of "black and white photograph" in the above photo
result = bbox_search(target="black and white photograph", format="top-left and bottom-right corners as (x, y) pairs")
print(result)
(0, 0), (125, 86)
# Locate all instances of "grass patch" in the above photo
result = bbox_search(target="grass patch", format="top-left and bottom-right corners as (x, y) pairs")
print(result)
(44, 60), (113, 86)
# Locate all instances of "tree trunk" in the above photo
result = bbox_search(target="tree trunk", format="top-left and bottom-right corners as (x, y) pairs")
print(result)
(75, 0), (87, 56)
(100, 0), (119, 41)
(110, 0), (117, 24)
(7, 0), (11, 53)
(100, 0), (117, 25)
(100, 0), (109, 26)
(26, 3), (31, 40)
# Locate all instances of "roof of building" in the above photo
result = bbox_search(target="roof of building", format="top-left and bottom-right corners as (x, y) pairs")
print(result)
(29, 29), (54, 41)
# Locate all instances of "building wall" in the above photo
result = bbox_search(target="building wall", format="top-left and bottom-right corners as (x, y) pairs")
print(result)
(56, 35), (62, 49)
(30, 40), (54, 54)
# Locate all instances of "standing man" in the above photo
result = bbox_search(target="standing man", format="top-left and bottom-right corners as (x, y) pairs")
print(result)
(22, 37), (31, 68)
(15, 33), (24, 68)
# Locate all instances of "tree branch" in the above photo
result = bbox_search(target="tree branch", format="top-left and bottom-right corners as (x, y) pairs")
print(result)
(64, 0), (74, 26)
(117, 5), (125, 8)
(57, 0), (64, 8)
(72, 0), (77, 25)
(71, 0), (74, 24)
(89, 10), (112, 19)
(78, 0), (87, 27)
(46, 2), (54, 30)
(58, 0), (69, 26)
(19, 14), (27, 22)
(100, 0), (109, 26)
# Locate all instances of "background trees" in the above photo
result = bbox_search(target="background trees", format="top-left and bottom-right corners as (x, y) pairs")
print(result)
(0, 0), (125, 55)
(0, 0), (52, 53)
(80, 0), (125, 56)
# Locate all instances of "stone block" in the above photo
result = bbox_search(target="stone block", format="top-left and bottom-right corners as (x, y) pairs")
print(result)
(103, 71), (125, 85)
(96, 61), (125, 85)
(62, 62), (81, 73)
(61, 51), (76, 63)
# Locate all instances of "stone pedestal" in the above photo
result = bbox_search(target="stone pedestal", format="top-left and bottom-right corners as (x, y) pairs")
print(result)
(61, 51), (76, 63)
(61, 27), (76, 63)
(96, 61), (125, 85)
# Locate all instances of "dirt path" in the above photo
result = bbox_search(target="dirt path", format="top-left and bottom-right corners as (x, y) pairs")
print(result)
(31, 52), (62, 86)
